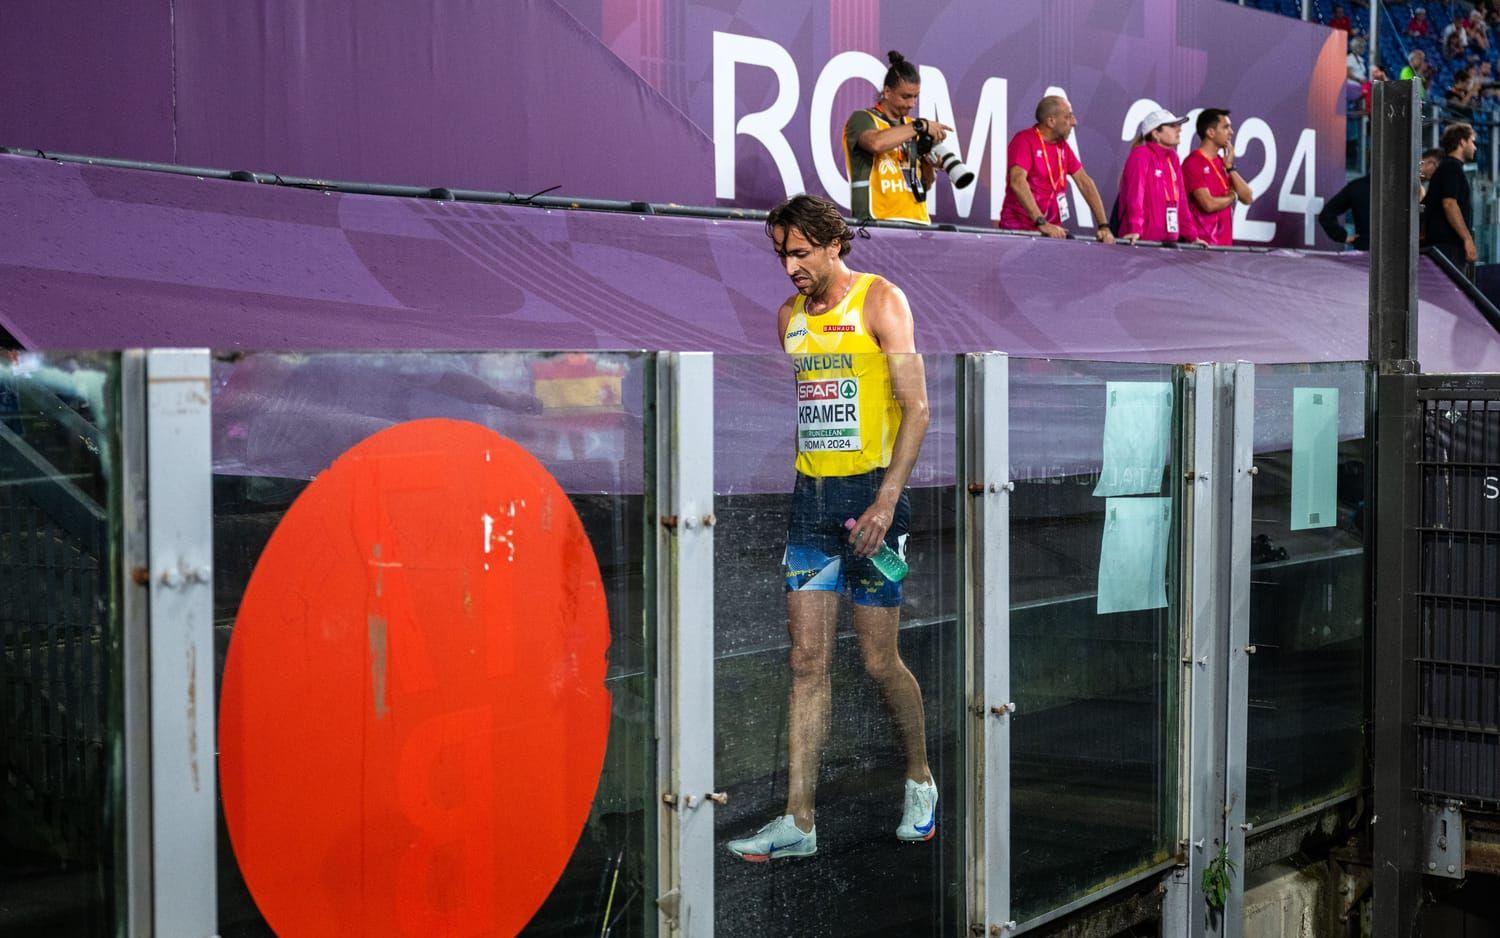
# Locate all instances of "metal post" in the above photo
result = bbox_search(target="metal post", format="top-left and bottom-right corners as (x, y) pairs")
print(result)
(143, 349), (217, 937)
(1369, 80), (1420, 366)
(1220, 363), (1254, 937)
(1164, 364), (1230, 938)
(963, 353), (1012, 936)
(1370, 0), (1381, 79)
(653, 352), (715, 936)
(1362, 116), (1371, 175)
(118, 352), (151, 936)
(1372, 373), (1422, 937)
(1302, 0), (1311, 21)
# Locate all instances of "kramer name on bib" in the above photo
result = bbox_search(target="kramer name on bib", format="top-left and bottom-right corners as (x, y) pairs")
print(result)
(797, 377), (861, 451)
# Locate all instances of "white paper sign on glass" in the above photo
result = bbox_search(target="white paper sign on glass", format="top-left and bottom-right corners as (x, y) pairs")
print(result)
(1291, 387), (1338, 531)
(1093, 381), (1174, 497)
(1097, 496), (1172, 614)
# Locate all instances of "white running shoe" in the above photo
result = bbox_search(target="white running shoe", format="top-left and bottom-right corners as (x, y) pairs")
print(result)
(896, 778), (938, 841)
(726, 814), (817, 862)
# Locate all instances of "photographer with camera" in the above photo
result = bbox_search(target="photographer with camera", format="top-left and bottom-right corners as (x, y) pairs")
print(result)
(843, 51), (957, 224)
(997, 95), (1115, 242)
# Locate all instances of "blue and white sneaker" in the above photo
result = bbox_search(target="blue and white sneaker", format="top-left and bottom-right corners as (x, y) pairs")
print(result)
(896, 778), (938, 841)
(726, 814), (817, 862)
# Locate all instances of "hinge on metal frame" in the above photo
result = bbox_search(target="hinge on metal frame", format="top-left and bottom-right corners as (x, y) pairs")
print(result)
(1422, 802), (1465, 878)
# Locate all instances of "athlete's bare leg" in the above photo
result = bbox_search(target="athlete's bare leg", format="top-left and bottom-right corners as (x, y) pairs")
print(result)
(784, 591), (839, 832)
(852, 604), (932, 784)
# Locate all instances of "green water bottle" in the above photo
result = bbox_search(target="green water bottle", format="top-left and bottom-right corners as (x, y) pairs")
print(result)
(844, 518), (908, 582)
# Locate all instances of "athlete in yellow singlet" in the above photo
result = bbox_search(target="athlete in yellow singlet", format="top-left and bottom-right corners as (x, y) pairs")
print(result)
(726, 195), (936, 863)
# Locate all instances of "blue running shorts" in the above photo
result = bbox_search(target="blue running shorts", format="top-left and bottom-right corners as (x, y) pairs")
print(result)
(783, 469), (911, 608)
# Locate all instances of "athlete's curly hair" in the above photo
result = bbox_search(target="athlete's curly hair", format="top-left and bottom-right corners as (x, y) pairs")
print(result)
(765, 195), (855, 258)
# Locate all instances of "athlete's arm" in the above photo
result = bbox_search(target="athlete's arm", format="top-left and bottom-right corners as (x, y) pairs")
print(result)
(846, 279), (929, 558)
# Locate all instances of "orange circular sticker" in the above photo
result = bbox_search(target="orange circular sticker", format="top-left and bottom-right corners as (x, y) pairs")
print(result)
(219, 418), (612, 937)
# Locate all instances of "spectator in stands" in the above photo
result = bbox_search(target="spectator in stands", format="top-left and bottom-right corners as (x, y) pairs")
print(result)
(1330, 5), (1354, 30)
(843, 51), (954, 224)
(1116, 110), (1205, 246)
(1401, 49), (1436, 90)
(1468, 10), (1491, 51)
(1348, 37), (1370, 82)
(1447, 67), (1478, 117)
(1408, 6), (1432, 37)
(997, 95), (1115, 242)
(1422, 122), (1478, 271)
(1182, 109), (1254, 246)
(1443, 18), (1469, 57)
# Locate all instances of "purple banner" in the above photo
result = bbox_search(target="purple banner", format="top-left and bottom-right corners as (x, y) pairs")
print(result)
(0, 0), (1345, 247)
(2, 154), (1495, 373)
(4, 153), (1497, 493)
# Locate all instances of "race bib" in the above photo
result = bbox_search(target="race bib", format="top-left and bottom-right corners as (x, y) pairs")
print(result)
(1056, 192), (1071, 224)
(796, 377), (861, 452)
(1165, 206), (1179, 235)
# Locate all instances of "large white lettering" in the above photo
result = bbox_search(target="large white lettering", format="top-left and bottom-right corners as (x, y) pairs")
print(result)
(711, 33), (1329, 241)
(1233, 117), (1278, 243)
(809, 51), (886, 208)
(1120, 98), (1163, 146)
(713, 31), (804, 200)
(921, 68), (1008, 219)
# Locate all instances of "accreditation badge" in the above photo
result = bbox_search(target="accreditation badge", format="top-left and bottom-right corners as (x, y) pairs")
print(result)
(1056, 191), (1071, 224)
(1165, 206), (1179, 235)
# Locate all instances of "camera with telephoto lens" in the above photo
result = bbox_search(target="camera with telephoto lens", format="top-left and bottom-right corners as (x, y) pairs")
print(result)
(914, 131), (975, 189)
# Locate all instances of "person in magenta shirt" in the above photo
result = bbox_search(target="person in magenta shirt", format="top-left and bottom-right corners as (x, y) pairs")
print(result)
(997, 95), (1115, 242)
(1181, 109), (1254, 246)
(1116, 109), (1206, 246)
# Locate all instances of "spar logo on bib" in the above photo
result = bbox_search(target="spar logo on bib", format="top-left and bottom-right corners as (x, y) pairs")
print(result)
(796, 378), (860, 451)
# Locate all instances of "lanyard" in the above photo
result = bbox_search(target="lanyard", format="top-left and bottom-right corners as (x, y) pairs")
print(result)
(1206, 153), (1230, 191)
(1159, 147), (1179, 205)
(1034, 128), (1066, 194)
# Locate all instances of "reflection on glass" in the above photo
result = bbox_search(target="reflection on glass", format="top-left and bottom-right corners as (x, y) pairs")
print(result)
(1246, 364), (1367, 827)
(714, 353), (960, 936)
(210, 352), (650, 937)
(0, 352), (122, 936)
(1008, 358), (1179, 924)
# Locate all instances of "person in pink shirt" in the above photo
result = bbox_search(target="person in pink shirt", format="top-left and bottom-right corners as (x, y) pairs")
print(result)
(1181, 109), (1254, 246)
(997, 95), (1115, 242)
(1116, 109), (1206, 246)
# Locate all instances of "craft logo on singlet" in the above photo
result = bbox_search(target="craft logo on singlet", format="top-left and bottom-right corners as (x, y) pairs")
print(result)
(796, 377), (860, 451)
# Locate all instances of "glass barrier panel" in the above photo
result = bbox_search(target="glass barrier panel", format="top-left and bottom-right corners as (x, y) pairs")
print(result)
(1008, 357), (1180, 924)
(712, 352), (961, 936)
(0, 351), (124, 936)
(210, 351), (651, 937)
(1246, 362), (1368, 827)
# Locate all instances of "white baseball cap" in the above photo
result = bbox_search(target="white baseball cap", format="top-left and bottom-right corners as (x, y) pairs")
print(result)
(1138, 108), (1189, 138)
